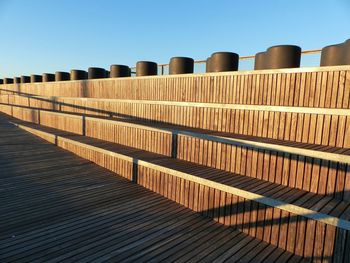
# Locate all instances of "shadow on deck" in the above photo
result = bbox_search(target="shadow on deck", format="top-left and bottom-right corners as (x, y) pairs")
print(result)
(0, 113), (308, 263)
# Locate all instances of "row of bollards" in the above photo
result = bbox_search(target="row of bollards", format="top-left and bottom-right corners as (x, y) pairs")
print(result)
(4, 65), (132, 84)
(254, 39), (350, 69)
(1, 39), (350, 84)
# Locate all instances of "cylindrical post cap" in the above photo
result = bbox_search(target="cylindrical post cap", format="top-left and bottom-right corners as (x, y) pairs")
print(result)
(88, 67), (106, 79)
(70, 70), (87, 80)
(4, 78), (14, 84)
(266, 45), (301, 69)
(254, 52), (267, 70)
(21, 76), (30, 83)
(206, 57), (212, 73)
(320, 44), (344, 66)
(136, 61), (158, 76)
(42, 73), (55, 82)
(14, 77), (21, 84)
(30, 75), (42, 83)
(209, 52), (239, 72)
(55, 71), (70, 81)
(110, 65), (131, 78)
(31, 75), (42, 83)
(169, 57), (194, 75)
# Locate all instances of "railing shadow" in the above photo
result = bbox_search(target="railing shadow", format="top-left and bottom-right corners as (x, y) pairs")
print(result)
(0, 110), (345, 262)
(193, 191), (349, 262)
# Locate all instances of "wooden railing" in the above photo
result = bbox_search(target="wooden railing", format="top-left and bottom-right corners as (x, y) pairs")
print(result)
(130, 48), (322, 75)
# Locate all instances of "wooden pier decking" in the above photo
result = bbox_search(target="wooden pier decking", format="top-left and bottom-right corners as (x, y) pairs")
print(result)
(0, 114), (305, 262)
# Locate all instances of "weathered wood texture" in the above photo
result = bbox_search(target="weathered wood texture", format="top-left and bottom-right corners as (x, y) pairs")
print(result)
(1, 115), (304, 262)
(1, 103), (349, 204)
(1, 95), (349, 149)
(11, 118), (349, 262)
(0, 66), (349, 107)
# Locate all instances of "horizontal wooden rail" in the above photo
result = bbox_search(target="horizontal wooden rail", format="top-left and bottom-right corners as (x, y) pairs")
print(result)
(3, 93), (350, 116)
(47, 109), (350, 164)
(22, 95), (350, 116)
(1, 103), (349, 164)
(2, 93), (350, 150)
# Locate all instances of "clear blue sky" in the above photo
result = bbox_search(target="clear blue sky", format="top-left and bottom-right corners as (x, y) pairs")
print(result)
(0, 0), (349, 78)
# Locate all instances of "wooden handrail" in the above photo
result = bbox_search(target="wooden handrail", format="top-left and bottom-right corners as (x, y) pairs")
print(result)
(130, 49), (322, 73)
(2, 102), (349, 164)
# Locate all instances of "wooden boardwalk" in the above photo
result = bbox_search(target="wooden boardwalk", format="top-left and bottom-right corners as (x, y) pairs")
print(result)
(0, 113), (305, 262)
(2, 66), (349, 262)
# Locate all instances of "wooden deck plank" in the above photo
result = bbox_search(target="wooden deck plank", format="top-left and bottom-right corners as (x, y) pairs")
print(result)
(0, 113), (299, 262)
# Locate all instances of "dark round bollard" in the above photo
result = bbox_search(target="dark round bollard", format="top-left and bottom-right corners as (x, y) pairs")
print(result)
(21, 76), (31, 83)
(55, 71), (70, 81)
(14, 77), (21, 84)
(70, 70), (87, 80)
(30, 75), (42, 83)
(206, 57), (212, 73)
(320, 44), (344, 66)
(88, 67), (106, 79)
(210, 52), (239, 72)
(4, 78), (14, 84)
(110, 65), (131, 78)
(42, 73), (55, 82)
(266, 45), (301, 69)
(136, 61), (158, 76)
(169, 57), (194, 74)
(343, 39), (350, 65)
(254, 52), (267, 70)
(0, 79), (3, 85)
